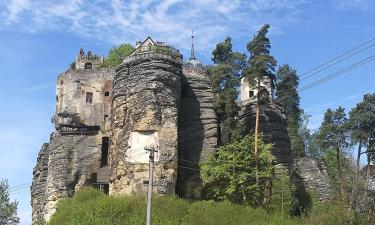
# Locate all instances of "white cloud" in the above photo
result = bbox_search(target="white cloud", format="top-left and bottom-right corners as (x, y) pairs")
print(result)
(0, 0), (306, 54)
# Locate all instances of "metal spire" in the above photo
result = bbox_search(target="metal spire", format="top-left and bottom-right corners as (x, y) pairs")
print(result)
(190, 30), (196, 60)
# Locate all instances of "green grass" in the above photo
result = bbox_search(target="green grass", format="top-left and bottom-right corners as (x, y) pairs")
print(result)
(49, 189), (348, 225)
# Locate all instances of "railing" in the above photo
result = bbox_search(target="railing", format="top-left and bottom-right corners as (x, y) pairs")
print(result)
(59, 125), (100, 134)
(77, 55), (102, 61)
(123, 45), (182, 63)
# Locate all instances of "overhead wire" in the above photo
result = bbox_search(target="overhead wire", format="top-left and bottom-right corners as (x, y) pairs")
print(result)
(300, 37), (375, 79)
(298, 55), (375, 93)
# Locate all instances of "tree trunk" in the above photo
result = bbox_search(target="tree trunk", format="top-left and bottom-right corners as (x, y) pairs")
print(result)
(364, 152), (370, 202)
(254, 78), (261, 186)
(352, 140), (362, 209)
(336, 146), (345, 201)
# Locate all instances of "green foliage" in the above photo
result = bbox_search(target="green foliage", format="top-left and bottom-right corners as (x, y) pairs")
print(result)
(49, 188), (306, 225)
(208, 37), (246, 144)
(0, 179), (19, 225)
(269, 168), (296, 216)
(317, 107), (350, 151)
(102, 43), (134, 68)
(244, 24), (277, 86)
(200, 135), (274, 205)
(275, 64), (305, 158)
(304, 202), (351, 225)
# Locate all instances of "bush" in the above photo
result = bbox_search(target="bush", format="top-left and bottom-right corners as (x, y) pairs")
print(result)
(49, 189), (305, 225)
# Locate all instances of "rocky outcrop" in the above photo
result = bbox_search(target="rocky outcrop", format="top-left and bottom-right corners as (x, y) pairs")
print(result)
(176, 62), (217, 199)
(110, 56), (182, 195)
(294, 157), (333, 202)
(238, 102), (292, 169)
(31, 65), (114, 224)
(31, 143), (50, 223)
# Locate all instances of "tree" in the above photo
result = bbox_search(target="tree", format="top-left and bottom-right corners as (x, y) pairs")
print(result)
(275, 64), (305, 158)
(348, 93), (375, 209)
(102, 43), (134, 68)
(269, 168), (295, 216)
(0, 179), (19, 225)
(209, 37), (246, 145)
(201, 135), (274, 206)
(317, 107), (350, 201)
(244, 24), (277, 185)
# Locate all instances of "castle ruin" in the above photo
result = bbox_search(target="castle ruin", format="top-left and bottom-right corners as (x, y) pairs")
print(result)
(31, 36), (332, 224)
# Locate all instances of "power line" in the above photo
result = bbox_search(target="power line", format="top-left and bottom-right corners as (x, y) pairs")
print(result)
(300, 37), (375, 79)
(300, 42), (375, 81)
(298, 55), (375, 93)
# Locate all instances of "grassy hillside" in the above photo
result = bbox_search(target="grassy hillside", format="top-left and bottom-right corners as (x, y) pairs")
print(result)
(48, 189), (348, 225)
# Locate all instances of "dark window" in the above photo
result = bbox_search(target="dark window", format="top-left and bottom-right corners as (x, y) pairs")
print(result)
(101, 137), (109, 167)
(86, 92), (93, 103)
(84, 62), (92, 69)
(104, 92), (110, 96)
(104, 115), (109, 120)
(56, 95), (59, 101)
(249, 91), (254, 97)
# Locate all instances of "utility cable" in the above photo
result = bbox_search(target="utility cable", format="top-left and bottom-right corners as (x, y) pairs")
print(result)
(300, 37), (375, 79)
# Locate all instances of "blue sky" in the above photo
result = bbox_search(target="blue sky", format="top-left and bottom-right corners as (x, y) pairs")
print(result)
(0, 0), (374, 224)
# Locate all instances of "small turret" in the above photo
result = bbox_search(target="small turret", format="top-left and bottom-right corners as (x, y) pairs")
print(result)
(75, 48), (104, 70)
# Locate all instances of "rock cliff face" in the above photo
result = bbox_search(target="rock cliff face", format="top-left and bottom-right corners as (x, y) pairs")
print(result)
(238, 102), (292, 169)
(110, 56), (182, 195)
(176, 61), (217, 199)
(31, 65), (114, 224)
(294, 157), (333, 202)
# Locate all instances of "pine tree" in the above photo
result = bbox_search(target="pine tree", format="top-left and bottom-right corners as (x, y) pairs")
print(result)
(348, 93), (375, 214)
(0, 179), (19, 225)
(317, 107), (350, 200)
(244, 24), (277, 185)
(275, 64), (304, 158)
(209, 37), (246, 145)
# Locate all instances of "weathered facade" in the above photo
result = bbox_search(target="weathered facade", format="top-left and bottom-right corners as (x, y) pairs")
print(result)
(31, 51), (114, 224)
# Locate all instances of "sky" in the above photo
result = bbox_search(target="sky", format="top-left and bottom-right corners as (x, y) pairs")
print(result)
(0, 0), (374, 224)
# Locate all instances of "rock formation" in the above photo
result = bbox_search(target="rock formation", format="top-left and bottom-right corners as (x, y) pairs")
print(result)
(31, 51), (114, 224)
(109, 38), (183, 195)
(176, 58), (217, 199)
(31, 37), (332, 225)
(294, 157), (333, 202)
(238, 102), (293, 170)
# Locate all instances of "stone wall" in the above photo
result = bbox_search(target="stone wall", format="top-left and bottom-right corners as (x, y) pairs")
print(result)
(109, 57), (182, 195)
(31, 67), (114, 224)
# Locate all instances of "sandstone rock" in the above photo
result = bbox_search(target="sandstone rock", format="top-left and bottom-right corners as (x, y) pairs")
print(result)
(110, 56), (182, 195)
(31, 65), (114, 224)
(293, 157), (333, 202)
(176, 61), (217, 199)
(238, 102), (292, 169)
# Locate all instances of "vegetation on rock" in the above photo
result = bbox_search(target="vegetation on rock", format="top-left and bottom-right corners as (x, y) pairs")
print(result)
(102, 43), (134, 68)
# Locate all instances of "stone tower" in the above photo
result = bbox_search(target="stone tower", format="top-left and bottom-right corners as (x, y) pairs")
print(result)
(31, 49), (114, 224)
(109, 37), (183, 195)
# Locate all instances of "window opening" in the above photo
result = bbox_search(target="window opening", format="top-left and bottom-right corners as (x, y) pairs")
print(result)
(249, 91), (254, 97)
(86, 92), (93, 104)
(104, 92), (110, 97)
(84, 62), (92, 69)
(101, 137), (109, 167)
